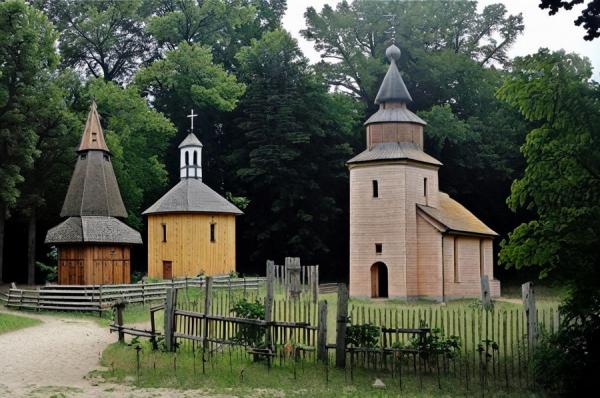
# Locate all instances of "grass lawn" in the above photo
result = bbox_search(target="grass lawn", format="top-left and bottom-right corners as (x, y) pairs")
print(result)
(98, 341), (540, 397)
(0, 312), (42, 334)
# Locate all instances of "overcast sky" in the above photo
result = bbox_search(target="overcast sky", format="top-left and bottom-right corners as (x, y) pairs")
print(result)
(282, 0), (600, 80)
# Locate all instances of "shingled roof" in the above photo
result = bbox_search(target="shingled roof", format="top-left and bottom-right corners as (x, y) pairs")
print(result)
(78, 101), (109, 152)
(60, 151), (128, 218)
(417, 192), (498, 237)
(347, 142), (442, 166)
(375, 44), (412, 104)
(143, 178), (243, 215)
(45, 216), (142, 244)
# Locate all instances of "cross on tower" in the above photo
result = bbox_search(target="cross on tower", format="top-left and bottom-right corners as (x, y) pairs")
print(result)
(187, 109), (198, 133)
(383, 14), (397, 44)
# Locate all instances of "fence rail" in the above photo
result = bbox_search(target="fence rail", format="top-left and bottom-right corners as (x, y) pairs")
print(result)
(5, 275), (265, 313)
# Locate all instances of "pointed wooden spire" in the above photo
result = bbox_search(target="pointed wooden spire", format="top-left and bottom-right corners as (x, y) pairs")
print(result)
(78, 101), (110, 152)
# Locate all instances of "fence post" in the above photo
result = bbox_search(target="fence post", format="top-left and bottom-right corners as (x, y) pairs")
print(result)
(522, 282), (537, 350)
(335, 283), (349, 368)
(312, 266), (319, 304)
(286, 257), (302, 300)
(480, 275), (492, 310)
(265, 260), (275, 350)
(115, 299), (126, 343)
(164, 288), (177, 352)
(317, 300), (328, 362)
(202, 277), (213, 354)
(142, 280), (146, 305)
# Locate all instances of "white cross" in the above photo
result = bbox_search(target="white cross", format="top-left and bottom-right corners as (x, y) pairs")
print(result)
(187, 109), (198, 133)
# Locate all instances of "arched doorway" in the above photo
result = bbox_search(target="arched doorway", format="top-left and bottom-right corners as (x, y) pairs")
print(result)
(370, 262), (388, 298)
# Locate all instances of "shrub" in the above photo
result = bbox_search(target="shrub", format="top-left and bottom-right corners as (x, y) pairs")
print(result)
(230, 299), (266, 347)
(345, 323), (380, 348)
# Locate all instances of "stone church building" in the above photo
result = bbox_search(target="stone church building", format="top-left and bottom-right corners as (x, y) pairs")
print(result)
(348, 44), (501, 300)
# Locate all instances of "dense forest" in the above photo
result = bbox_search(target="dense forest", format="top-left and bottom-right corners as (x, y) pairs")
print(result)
(0, 0), (596, 288)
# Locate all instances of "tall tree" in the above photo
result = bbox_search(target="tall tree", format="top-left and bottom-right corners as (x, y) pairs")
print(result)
(0, 0), (58, 282)
(18, 71), (81, 285)
(144, 0), (286, 68)
(497, 49), (600, 394)
(301, 0), (523, 109)
(229, 30), (359, 276)
(36, 0), (154, 82)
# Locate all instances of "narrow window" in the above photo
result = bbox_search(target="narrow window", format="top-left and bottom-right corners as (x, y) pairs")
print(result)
(193, 150), (198, 165)
(424, 178), (428, 197)
(210, 223), (216, 242)
(162, 224), (167, 242)
(480, 239), (485, 277)
(103, 153), (110, 161)
(92, 132), (97, 142)
(185, 151), (189, 165)
(80, 153), (87, 160)
(453, 237), (459, 282)
(375, 243), (382, 254)
(372, 180), (379, 198)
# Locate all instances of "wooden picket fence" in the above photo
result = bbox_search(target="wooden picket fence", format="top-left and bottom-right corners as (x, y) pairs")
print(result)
(5, 275), (264, 313)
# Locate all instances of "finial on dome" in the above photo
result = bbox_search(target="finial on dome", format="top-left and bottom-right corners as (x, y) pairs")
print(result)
(386, 44), (401, 62)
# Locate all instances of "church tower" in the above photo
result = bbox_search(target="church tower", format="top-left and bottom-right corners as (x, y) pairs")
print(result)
(45, 102), (142, 285)
(348, 44), (500, 300)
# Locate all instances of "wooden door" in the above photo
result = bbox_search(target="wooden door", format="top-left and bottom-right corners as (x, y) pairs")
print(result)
(163, 261), (173, 279)
(371, 264), (379, 298)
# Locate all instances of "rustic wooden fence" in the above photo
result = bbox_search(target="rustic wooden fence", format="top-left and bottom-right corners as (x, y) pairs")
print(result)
(5, 275), (264, 313)
(109, 272), (556, 391)
(271, 257), (319, 302)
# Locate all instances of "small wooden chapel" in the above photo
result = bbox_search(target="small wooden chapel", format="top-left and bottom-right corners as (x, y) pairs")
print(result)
(143, 112), (242, 279)
(45, 102), (142, 285)
(348, 43), (501, 300)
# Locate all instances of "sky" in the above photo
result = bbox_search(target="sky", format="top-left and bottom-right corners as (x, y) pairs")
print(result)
(282, 0), (600, 79)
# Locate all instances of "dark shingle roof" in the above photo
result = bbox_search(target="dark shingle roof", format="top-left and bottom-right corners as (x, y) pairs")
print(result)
(347, 142), (442, 166)
(375, 44), (412, 104)
(417, 193), (498, 237)
(60, 151), (128, 218)
(178, 133), (203, 148)
(364, 106), (426, 126)
(45, 216), (142, 244)
(143, 178), (243, 215)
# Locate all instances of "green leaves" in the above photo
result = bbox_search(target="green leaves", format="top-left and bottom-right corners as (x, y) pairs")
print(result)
(498, 49), (600, 291)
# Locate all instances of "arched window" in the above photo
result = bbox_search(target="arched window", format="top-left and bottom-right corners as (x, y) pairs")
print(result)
(185, 151), (189, 165)
(193, 150), (198, 165)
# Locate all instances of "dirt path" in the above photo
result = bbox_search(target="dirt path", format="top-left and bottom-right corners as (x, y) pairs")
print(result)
(0, 310), (228, 397)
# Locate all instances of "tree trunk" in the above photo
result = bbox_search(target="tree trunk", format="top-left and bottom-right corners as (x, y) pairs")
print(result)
(27, 208), (36, 286)
(0, 204), (5, 283)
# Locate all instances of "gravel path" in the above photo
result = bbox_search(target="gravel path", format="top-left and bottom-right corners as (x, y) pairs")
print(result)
(0, 310), (229, 397)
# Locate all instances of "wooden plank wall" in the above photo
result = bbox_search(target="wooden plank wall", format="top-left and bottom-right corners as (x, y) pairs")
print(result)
(147, 213), (236, 278)
(58, 245), (131, 285)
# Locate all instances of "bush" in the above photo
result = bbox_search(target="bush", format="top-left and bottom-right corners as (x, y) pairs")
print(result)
(230, 299), (265, 347)
(345, 323), (380, 348)
(533, 295), (600, 395)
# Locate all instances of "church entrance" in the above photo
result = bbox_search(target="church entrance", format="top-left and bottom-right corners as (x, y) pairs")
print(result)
(370, 262), (388, 298)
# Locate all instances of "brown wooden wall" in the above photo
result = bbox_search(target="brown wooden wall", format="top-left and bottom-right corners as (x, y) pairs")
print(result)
(367, 122), (423, 148)
(147, 213), (236, 279)
(58, 245), (131, 285)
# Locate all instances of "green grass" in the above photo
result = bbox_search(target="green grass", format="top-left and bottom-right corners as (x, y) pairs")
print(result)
(98, 341), (540, 397)
(0, 312), (42, 334)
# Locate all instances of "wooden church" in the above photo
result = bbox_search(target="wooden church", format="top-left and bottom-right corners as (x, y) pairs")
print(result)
(143, 120), (242, 279)
(348, 43), (500, 300)
(45, 102), (142, 285)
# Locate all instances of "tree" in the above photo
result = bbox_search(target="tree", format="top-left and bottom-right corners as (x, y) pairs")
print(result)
(134, 42), (245, 186)
(301, 0), (523, 109)
(230, 30), (359, 276)
(144, 0), (286, 68)
(0, 0), (58, 282)
(539, 0), (600, 40)
(37, 0), (154, 82)
(18, 71), (81, 285)
(497, 49), (600, 394)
